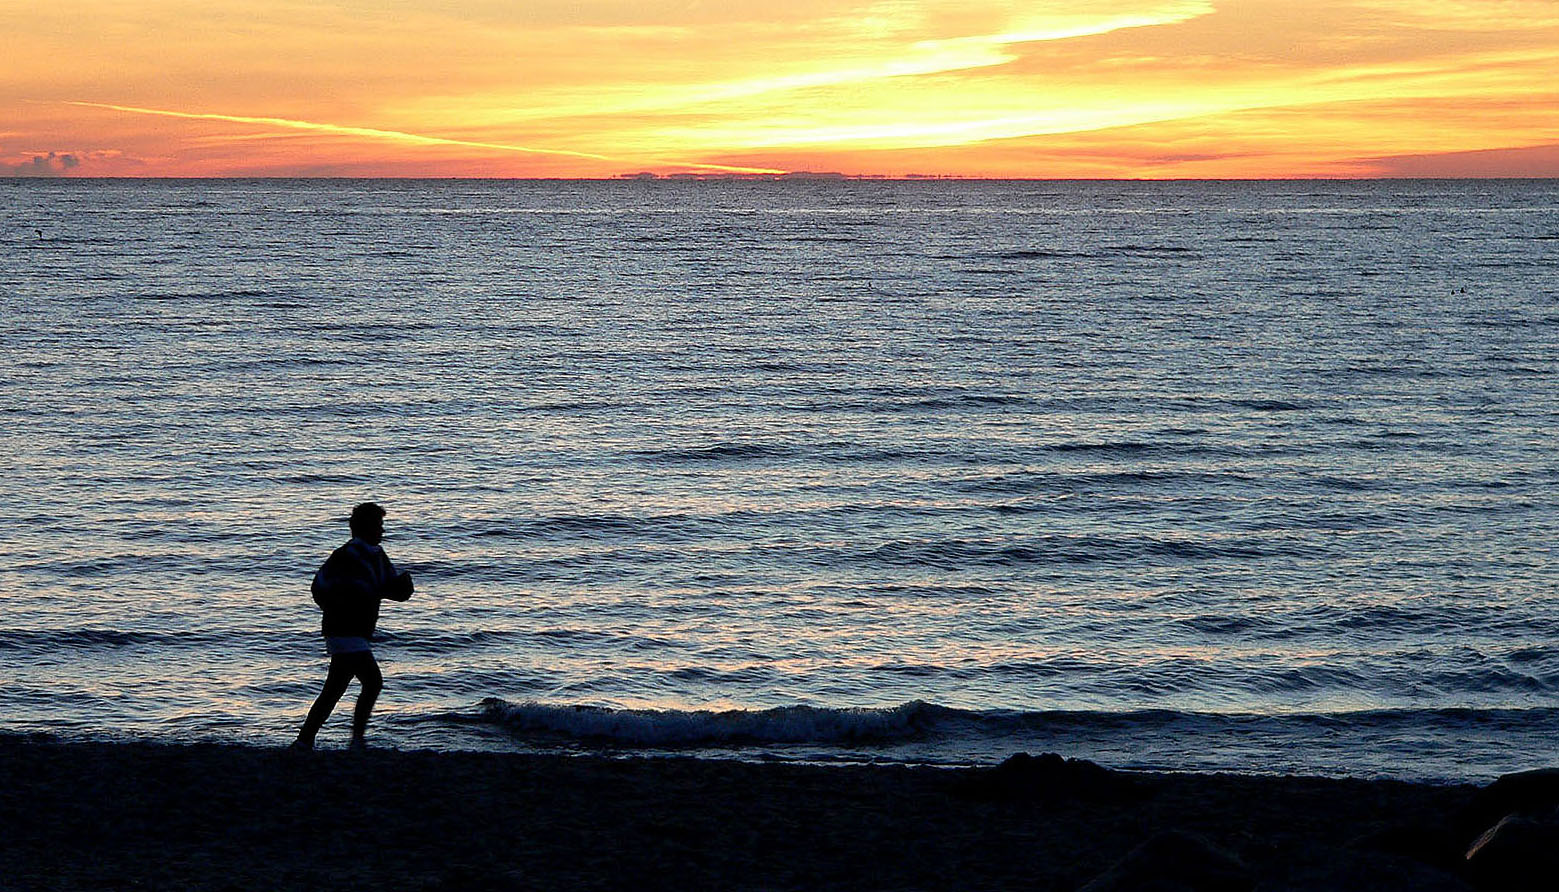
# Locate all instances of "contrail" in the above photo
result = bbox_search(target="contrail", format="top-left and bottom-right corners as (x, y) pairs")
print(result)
(65, 101), (785, 175)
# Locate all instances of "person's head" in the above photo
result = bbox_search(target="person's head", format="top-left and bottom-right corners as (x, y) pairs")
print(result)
(350, 502), (386, 545)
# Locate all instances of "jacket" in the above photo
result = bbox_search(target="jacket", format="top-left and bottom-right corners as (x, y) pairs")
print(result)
(311, 538), (412, 638)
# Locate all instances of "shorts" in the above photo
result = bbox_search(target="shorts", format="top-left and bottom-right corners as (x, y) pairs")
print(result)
(325, 636), (373, 656)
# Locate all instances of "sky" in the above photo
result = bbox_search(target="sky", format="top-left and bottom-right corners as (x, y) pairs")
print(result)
(5, 0), (1558, 178)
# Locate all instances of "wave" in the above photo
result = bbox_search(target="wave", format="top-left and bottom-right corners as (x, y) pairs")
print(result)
(626, 440), (929, 464)
(629, 442), (797, 463)
(1040, 440), (1259, 458)
(471, 699), (948, 746)
(434, 699), (1559, 782)
(961, 469), (1253, 495)
(1103, 243), (1199, 255)
(862, 532), (1306, 568)
(461, 695), (1559, 745)
(0, 628), (234, 651)
(980, 249), (1098, 260)
(1226, 398), (1316, 412)
(870, 393), (1034, 411)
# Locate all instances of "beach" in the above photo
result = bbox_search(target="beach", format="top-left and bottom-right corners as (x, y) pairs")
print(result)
(1, 736), (1507, 891)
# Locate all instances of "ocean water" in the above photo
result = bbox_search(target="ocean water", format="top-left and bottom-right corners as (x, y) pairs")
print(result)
(2, 178), (1557, 782)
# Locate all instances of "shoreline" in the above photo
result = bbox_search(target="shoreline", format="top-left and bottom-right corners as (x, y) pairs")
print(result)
(6, 736), (1540, 890)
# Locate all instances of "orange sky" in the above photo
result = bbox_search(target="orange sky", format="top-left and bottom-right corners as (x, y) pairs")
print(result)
(5, 0), (1558, 177)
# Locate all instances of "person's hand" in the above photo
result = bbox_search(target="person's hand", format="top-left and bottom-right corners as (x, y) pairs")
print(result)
(390, 572), (414, 600)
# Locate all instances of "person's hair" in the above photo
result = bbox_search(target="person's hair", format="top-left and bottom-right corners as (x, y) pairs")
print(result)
(349, 502), (386, 534)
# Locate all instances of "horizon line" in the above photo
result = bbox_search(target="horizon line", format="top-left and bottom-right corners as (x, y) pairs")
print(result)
(5, 173), (1559, 182)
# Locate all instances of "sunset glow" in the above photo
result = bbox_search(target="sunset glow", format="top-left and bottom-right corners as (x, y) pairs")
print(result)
(6, 0), (1557, 177)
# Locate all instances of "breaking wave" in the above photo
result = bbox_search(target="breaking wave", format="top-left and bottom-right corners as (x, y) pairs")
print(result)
(441, 699), (1559, 781)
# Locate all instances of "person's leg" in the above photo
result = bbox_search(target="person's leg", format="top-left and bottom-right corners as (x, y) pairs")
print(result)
(294, 656), (357, 748)
(348, 652), (384, 746)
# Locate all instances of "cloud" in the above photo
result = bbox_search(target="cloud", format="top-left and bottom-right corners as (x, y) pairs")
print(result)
(5, 151), (81, 176)
(3, 149), (131, 176)
(1366, 142), (1559, 176)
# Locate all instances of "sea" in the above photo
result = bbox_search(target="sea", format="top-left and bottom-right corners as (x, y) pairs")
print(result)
(2, 178), (1556, 783)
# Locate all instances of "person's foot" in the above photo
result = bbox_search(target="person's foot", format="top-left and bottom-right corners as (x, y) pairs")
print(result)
(349, 737), (369, 752)
(288, 738), (314, 753)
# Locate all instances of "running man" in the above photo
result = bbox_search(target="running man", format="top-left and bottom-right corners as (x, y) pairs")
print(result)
(292, 501), (413, 751)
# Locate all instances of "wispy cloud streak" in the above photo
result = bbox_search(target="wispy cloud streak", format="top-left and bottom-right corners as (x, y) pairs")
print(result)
(64, 101), (785, 173)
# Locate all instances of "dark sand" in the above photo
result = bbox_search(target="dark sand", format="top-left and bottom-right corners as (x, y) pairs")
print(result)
(0, 737), (1487, 891)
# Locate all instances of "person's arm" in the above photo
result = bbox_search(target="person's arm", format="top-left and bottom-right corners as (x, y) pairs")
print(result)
(383, 555), (414, 601)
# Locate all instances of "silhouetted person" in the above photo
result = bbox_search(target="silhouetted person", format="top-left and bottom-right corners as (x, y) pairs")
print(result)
(292, 502), (413, 751)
